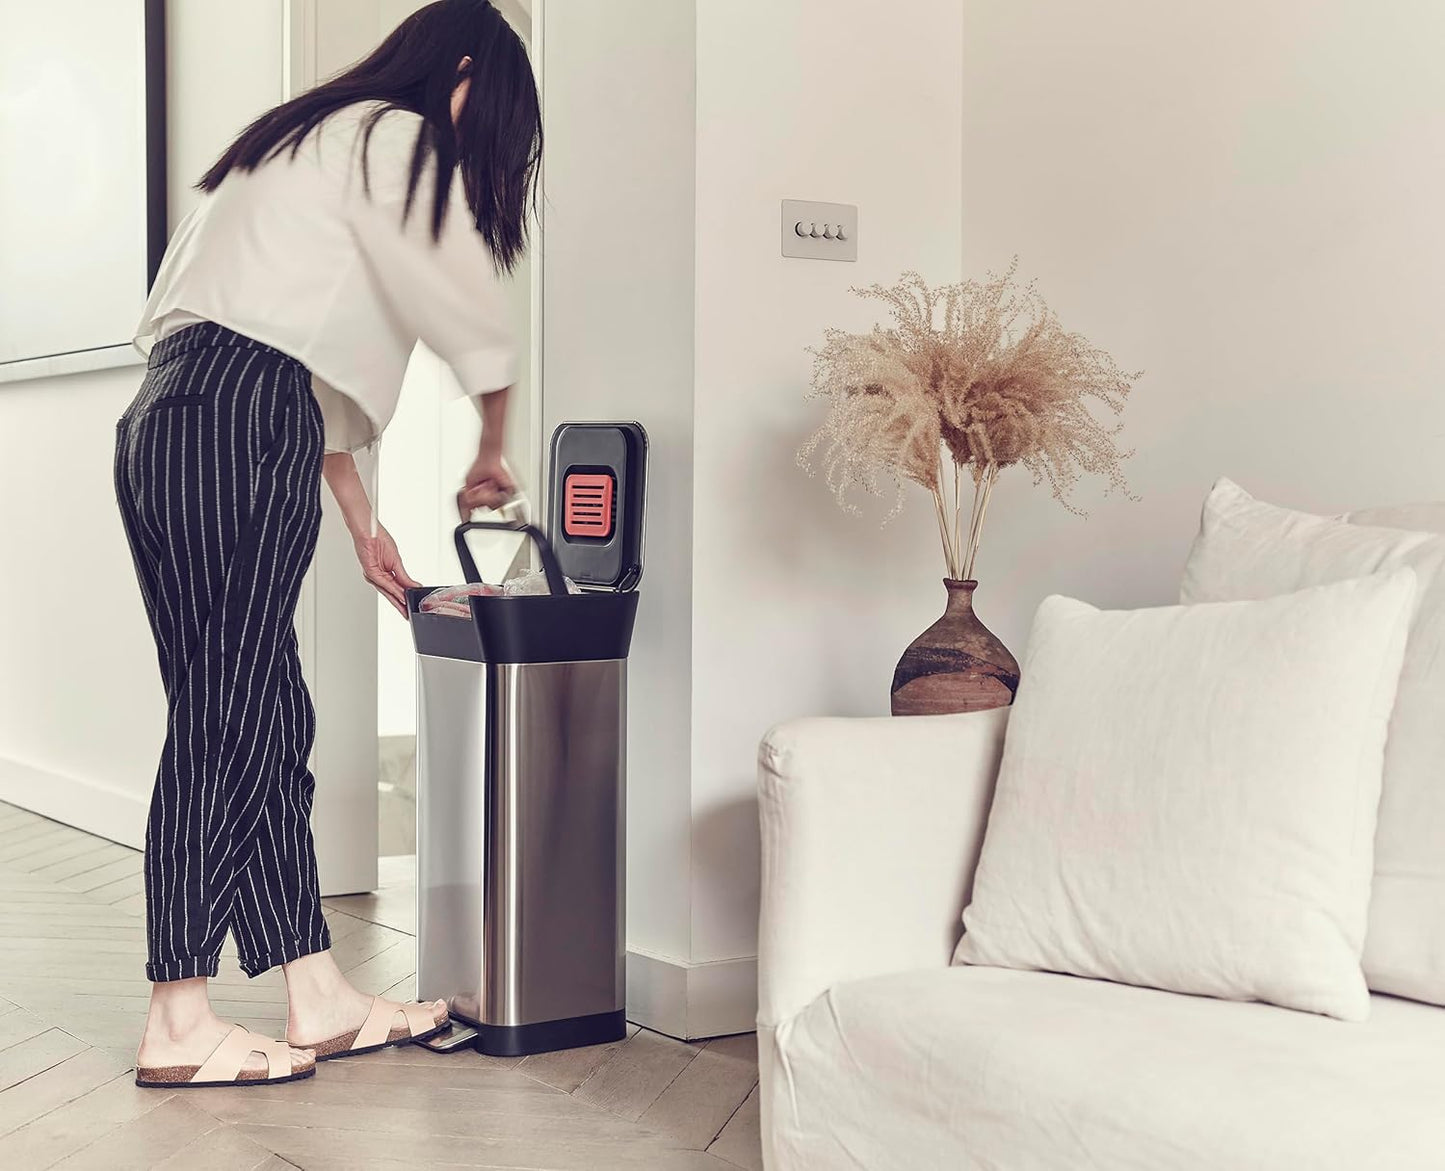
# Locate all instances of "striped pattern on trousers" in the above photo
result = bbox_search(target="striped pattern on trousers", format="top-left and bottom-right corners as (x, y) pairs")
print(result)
(114, 322), (332, 982)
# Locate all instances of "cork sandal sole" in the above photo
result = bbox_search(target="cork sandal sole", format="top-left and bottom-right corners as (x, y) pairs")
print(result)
(308, 1019), (449, 1061)
(293, 998), (449, 1062)
(135, 1065), (315, 1089)
(135, 1024), (315, 1089)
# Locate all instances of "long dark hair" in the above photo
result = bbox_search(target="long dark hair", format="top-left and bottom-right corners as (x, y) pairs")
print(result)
(198, 0), (540, 272)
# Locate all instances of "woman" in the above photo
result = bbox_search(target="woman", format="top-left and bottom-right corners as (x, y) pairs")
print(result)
(115, 0), (539, 1088)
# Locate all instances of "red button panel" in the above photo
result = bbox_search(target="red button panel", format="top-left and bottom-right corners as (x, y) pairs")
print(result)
(563, 473), (615, 539)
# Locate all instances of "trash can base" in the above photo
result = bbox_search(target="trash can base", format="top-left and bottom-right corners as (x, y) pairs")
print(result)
(472, 1010), (627, 1058)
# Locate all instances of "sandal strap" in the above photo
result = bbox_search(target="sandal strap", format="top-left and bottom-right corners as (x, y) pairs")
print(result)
(400, 1000), (438, 1037)
(353, 997), (396, 1050)
(194, 1026), (288, 1082)
(255, 1035), (293, 1079)
(352, 997), (437, 1050)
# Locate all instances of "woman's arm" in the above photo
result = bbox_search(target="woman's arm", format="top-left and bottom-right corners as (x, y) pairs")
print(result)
(322, 452), (420, 617)
(456, 386), (517, 517)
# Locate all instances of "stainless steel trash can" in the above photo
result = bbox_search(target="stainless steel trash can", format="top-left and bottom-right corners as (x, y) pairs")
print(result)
(408, 422), (646, 1057)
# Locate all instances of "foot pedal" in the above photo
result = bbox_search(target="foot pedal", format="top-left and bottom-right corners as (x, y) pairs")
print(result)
(415, 1022), (481, 1054)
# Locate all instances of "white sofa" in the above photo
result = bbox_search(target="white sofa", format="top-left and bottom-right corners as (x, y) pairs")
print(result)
(757, 621), (1445, 1167)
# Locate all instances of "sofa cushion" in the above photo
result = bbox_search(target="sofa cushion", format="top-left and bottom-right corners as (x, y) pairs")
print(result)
(770, 966), (1445, 1170)
(956, 575), (1415, 1021)
(1183, 479), (1445, 1006)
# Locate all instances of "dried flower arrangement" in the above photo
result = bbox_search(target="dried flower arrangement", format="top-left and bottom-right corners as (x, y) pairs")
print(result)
(801, 265), (1139, 581)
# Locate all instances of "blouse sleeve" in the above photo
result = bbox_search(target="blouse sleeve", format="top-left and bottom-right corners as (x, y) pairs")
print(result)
(345, 109), (517, 398)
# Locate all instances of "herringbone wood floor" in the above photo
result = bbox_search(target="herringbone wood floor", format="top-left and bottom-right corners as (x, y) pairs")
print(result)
(0, 803), (761, 1170)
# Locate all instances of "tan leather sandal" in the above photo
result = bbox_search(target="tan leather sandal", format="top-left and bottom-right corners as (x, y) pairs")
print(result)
(291, 996), (448, 1061)
(134, 1025), (316, 1089)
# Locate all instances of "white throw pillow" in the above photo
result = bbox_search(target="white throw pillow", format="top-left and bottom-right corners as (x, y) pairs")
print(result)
(1182, 479), (1445, 1006)
(956, 573), (1416, 1021)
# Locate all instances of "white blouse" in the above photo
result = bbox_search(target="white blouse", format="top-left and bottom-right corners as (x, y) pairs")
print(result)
(136, 102), (516, 453)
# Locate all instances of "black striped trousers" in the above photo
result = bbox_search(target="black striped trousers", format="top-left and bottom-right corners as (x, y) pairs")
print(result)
(114, 323), (332, 982)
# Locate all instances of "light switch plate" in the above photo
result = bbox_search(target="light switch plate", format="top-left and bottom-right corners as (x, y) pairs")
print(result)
(782, 200), (858, 262)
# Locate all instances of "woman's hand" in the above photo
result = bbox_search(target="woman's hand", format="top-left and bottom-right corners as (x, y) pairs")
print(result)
(353, 526), (421, 617)
(457, 445), (517, 519)
(321, 453), (420, 618)
(457, 388), (514, 519)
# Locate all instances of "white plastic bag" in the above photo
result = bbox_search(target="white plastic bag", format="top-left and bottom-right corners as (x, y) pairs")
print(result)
(502, 569), (581, 597)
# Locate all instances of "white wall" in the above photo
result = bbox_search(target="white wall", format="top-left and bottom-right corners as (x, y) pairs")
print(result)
(0, 1), (284, 843)
(689, 1), (965, 965)
(541, 0), (699, 972)
(541, 0), (965, 1034)
(958, 0), (1445, 654)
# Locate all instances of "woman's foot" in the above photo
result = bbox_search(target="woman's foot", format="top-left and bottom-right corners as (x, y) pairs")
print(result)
(283, 951), (446, 1053)
(138, 977), (313, 1078)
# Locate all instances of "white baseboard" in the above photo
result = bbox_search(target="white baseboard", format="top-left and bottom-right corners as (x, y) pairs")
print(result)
(0, 755), (146, 849)
(627, 948), (757, 1040)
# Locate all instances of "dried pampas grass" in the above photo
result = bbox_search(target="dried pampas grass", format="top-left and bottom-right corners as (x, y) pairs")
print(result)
(800, 263), (1139, 580)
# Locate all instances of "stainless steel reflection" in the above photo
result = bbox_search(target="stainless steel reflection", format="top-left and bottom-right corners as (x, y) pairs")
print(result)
(416, 654), (626, 1029)
(416, 654), (487, 1022)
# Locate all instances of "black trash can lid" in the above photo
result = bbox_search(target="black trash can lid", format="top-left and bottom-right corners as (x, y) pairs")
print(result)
(548, 422), (647, 593)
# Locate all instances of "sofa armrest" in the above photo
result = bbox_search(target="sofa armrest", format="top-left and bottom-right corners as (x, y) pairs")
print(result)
(756, 707), (1008, 1027)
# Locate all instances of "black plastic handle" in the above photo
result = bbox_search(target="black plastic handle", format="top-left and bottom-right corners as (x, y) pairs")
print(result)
(454, 522), (568, 597)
